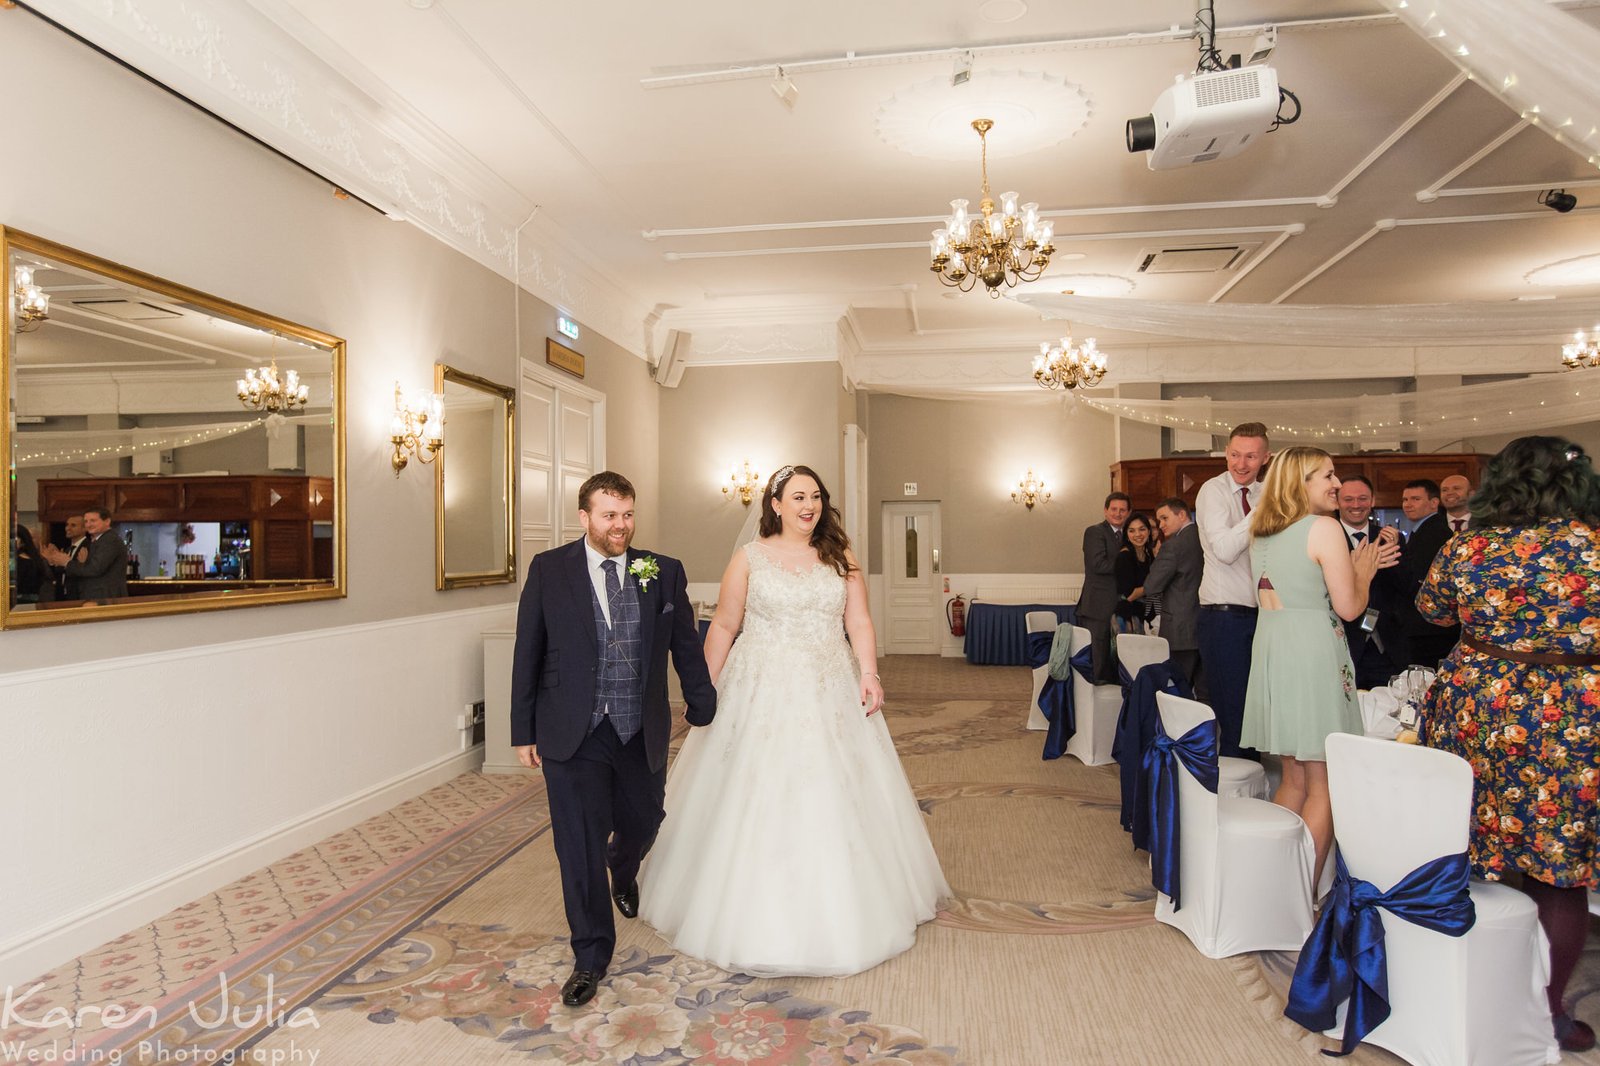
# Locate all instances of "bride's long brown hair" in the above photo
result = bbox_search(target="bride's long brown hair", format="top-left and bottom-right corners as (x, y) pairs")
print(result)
(758, 464), (856, 576)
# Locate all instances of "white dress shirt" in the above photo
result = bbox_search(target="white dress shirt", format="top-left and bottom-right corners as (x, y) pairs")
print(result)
(583, 540), (625, 628)
(1196, 470), (1262, 607)
(1341, 521), (1368, 544)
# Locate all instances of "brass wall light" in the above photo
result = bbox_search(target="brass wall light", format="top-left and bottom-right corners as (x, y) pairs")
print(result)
(1011, 469), (1051, 509)
(723, 460), (762, 505)
(391, 382), (444, 476)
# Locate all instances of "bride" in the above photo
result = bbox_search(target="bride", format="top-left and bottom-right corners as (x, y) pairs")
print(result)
(637, 464), (950, 976)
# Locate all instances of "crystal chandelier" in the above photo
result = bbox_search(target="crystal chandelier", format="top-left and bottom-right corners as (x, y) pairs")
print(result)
(929, 119), (1055, 298)
(1033, 333), (1108, 390)
(13, 265), (49, 332)
(237, 354), (310, 413)
(1561, 326), (1600, 371)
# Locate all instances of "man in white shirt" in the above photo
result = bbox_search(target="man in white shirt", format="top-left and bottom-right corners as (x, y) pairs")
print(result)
(1194, 422), (1270, 760)
(1440, 474), (1472, 533)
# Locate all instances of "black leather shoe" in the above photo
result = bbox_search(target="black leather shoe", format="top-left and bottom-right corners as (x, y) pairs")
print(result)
(561, 969), (603, 1007)
(612, 879), (640, 919)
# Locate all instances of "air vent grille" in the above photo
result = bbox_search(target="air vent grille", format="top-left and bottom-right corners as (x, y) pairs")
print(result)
(1194, 68), (1261, 108)
(1136, 246), (1248, 274)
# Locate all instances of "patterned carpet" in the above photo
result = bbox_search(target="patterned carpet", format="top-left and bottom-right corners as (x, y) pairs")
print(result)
(4, 656), (1592, 1064)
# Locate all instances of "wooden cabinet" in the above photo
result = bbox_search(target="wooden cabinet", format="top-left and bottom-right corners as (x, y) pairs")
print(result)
(37, 475), (334, 581)
(1110, 454), (1487, 512)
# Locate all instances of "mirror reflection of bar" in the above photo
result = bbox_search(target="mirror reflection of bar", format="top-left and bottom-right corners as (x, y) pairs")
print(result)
(3, 227), (346, 628)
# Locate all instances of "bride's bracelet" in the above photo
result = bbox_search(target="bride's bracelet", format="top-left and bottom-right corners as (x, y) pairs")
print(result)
(862, 671), (880, 680)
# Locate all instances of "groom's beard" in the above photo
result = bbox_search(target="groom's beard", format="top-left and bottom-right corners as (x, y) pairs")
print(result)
(585, 529), (632, 558)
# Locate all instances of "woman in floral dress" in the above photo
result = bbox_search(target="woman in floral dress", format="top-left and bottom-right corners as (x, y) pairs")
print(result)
(1420, 435), (1600, 1053)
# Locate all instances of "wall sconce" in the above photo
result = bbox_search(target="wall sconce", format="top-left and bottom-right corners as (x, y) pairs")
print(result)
(390, 382), (444, 476)
(13, 265), (49, 332)
(1011, 469), (1051, 509)
(723, 460), (762, 505)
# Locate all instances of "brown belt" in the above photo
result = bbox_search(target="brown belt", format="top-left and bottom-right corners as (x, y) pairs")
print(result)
(1459, 632), (1600, 667)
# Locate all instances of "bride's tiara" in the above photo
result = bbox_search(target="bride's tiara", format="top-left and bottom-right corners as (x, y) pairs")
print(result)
(769, 465), (796, 491)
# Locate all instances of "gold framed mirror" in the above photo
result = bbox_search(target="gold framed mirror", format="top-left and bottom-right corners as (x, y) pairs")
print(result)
(434, 364), (515, 590)
(2, 227), (346, 628)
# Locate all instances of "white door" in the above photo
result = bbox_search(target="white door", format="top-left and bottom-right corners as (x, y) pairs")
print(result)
(881, 502), (941, 654)
(519, 358), (606, 581)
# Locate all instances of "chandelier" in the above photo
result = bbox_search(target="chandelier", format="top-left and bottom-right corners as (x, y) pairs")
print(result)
(722, 459), (762, 506)
(237, 353), (310, 413)
(929, 119), (1055, 297)
(1033, 333), (1108, 390)
(13, 265), (49, 332)
(1561, 326), (1600, 370)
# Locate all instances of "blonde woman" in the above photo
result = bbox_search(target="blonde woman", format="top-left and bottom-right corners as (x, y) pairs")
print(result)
(1239, 447), (1398, 885)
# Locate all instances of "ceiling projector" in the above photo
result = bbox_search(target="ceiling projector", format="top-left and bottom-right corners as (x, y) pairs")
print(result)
(1126, 65), (1281, 170)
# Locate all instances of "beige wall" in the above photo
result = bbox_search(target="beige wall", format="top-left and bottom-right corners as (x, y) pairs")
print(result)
(863, 392), (1121, 574)
(657, 362), (843, 581)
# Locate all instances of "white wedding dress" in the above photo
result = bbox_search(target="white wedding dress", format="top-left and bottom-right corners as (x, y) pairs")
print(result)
(637, 541), (950, 977)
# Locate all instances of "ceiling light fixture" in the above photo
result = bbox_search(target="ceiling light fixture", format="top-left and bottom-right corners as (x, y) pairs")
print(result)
(1561, 326), (1600, 371)
(1033, 332), (1108, 391)
(770, 67), (798, 109)
(237, 339), (310, 413)
(12, 265), (49, 332)
(929, 119), (1054, 297)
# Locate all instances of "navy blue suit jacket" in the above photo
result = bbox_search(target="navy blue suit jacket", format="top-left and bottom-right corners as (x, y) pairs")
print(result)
(510, 539), (716, 772)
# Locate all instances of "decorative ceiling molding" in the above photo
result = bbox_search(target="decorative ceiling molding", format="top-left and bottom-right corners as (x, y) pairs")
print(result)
(874, 69), (1091, 161)
(28, 0), (653, 360)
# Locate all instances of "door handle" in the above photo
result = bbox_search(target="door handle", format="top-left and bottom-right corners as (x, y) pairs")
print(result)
(932, 547), (941, 574)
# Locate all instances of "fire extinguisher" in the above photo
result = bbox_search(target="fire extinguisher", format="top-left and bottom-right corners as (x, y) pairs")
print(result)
(946, 594), (967, 637)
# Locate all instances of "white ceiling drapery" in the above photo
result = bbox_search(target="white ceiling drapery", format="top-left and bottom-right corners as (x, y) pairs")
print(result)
(1377, 0), (1600, 167)
(1074, 373), (1600, 445)
(16, 414), (329, 468)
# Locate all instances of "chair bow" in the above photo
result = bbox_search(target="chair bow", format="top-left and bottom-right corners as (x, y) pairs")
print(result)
(1142, 717), (1219, 911)
(1112, 660), (1193, 849)
(1285, 851), (1475, 1056)
(1030, 630), (1093, 760)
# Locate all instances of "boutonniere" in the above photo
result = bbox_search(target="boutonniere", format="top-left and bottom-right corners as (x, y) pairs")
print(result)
(628, 556), (660, 591)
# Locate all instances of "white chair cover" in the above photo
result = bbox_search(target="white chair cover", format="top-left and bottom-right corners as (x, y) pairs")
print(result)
(1324, 733), (1556, 1065)
(1119, 635), (1267, 799)
(1025, 611), (1056, 731)
(1153, 692), (1315, 958)
(1115, 632), (1168, 678)
(1063, 625), (1122, 766)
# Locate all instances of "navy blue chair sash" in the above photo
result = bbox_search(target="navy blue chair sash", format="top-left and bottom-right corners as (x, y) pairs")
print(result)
(1143, 717), (1220, 911)
(1285, 851), (1475, 1056)
(1112, 660), (1193, 849)
(1030, 630), (1094, 760)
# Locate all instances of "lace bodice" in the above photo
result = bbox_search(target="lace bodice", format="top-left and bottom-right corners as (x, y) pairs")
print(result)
(738, 542), (852, 663)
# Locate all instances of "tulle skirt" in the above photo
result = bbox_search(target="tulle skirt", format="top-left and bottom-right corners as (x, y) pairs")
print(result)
(637, 631), (950, 977)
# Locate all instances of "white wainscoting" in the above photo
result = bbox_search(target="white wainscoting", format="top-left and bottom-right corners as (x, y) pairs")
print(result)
(695, 575), (1081, 660)
(0, 603), (515, 989)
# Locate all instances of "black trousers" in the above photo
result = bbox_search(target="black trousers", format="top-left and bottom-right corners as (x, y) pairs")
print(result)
(1080, 611), (1117, 683)
(540, 718), (665, 972)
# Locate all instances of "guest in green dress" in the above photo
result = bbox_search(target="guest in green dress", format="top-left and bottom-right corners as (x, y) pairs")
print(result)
(1419, 436), (1600, 1053)
(1240, 447), (1398, 886)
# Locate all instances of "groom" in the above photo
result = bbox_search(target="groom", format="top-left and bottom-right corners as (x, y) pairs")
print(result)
(511, 471), (717, 1007)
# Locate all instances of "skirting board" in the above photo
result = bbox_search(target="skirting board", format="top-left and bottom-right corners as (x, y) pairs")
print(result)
(0, 744), (484, 990)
